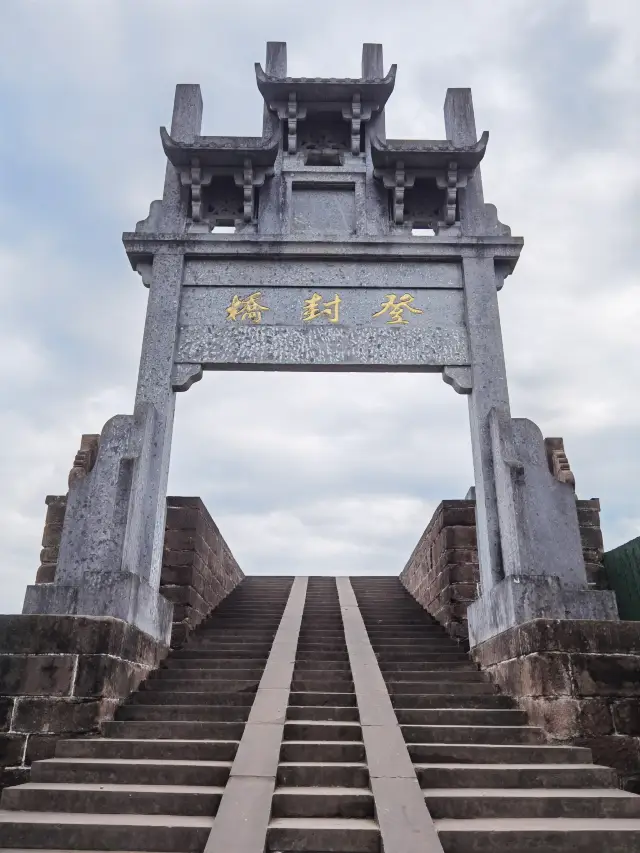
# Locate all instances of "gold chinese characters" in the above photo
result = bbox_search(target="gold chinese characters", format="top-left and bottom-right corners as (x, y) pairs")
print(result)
(226, 292), (269, 324)
(225, 292), (424, 325)
(372, 293), (423, 325)
(302, 292), (341, 323)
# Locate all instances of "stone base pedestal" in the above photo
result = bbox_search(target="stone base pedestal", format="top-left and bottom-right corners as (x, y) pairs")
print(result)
(0, 615), (168, 791)
(471, 618), (640, 791)
(23, 572), (173, 645)
(467, 576), (618, 647)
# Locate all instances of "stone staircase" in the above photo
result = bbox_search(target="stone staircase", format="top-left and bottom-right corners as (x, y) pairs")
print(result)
(268, 575), (378, 852)
(351, 576), (640, 851)
(1, 574), (640, 852)
(0, 577), (292, 851)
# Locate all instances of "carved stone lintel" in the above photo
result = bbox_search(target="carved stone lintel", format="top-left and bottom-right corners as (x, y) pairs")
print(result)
(544, 437), (576, 491)
(68, 434), (100, 488)
(442, 366), (472, 395)
(172, 363), (204, 393)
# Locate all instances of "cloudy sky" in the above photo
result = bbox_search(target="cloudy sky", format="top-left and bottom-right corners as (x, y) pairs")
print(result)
(1, 0), (638, 613)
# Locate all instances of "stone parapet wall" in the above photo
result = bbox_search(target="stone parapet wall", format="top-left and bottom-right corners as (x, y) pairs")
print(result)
(0, 616), (167, 790)
(400, 497), (606, 643)
(471, 619), (640, 791)
(400, 500), (478, 642)
(161, 497), (244, 647)
(33, 495), (244, 649)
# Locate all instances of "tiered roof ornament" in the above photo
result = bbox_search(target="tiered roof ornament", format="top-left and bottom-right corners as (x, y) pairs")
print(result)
(155, 41), (500, 239)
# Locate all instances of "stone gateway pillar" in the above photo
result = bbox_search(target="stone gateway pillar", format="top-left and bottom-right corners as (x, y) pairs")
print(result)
(22, 42), (618, 646)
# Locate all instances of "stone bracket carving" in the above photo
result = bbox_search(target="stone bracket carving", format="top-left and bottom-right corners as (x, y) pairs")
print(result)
(180, 158), (213, 228)
(442, 366), (472, 395)
(172, 363), (204, 392)
(341, 94), (372, 156)
(232, 160), (273, 224)
(376, 161), (416, 225)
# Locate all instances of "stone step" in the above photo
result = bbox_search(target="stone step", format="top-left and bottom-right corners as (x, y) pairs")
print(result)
(161, 657), (268, 669)
(291, 678), (355, 693)
(387, 681), (495, 695)
(267, 816), (380, 852)
(288, 691), (357, 707)
(425, 788), (640, 820)
(277, 762), (369, 788)
(380, 660), (475, 670)
(383, 670), (487, 682)
(401, 725), (545, 745)
(287, 705), (360, 722)
(272, 786), (374, 819)
(30, 758), (232, 786)
(408, 743), (592, 764)
(169, 649), (267, 659)
(280, 741), (366, 763)
(131, 691), (252, 707)
(415, 763), (618, 789)
(283, 721), (362, 742)
(393, 693), (513, 709)
(103, 720), (246, 740)
(378, 651), (470, 662)
(55, 739), (239, 762)
(143, 679), (259, 693)
(0, 811), (214, 852)
(150, 668), (265, 680)
(294, 660), (351, 672)
(0, 782), (224, 817)
(116, 705), (251, 722)
(434, 817), (640, 853)
(395, 708), (528, 726)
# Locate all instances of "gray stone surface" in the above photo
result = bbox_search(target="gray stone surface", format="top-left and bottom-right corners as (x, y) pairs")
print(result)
(204, 576), (307, 853)
(336, 577), (444, 852)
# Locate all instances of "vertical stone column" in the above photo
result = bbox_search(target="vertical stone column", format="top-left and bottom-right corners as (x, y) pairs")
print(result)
(444, 88), (510, 592)
(124, 84), (203, 595)
(258, 42), (286, 237)
(362, 43), (390, 236)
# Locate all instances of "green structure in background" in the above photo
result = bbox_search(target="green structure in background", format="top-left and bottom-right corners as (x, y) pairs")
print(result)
(604, 537), (640, 620)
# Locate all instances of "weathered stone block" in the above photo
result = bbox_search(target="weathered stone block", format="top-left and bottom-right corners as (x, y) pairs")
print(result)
(519, 696), (581, 740)
(0, 654), (75, 696)
(578, 698), (614, 737)
(0, 734), (26, 765)
(613, 700), (640, 735)
(0, 699), (13, 732)
(572, 654), (640, 697)
(35, 565), (56, 583)
(12, 697), (117, 735)
(576, 735), (640, 776)
(74, 656), (150, 699)
(24, 734), (60, 763)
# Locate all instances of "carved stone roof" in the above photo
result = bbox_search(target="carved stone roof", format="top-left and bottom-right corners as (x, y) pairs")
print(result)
(160, 127), (281, 168)
(371, 131), (489, 169)
(255, 63), (396, 107)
